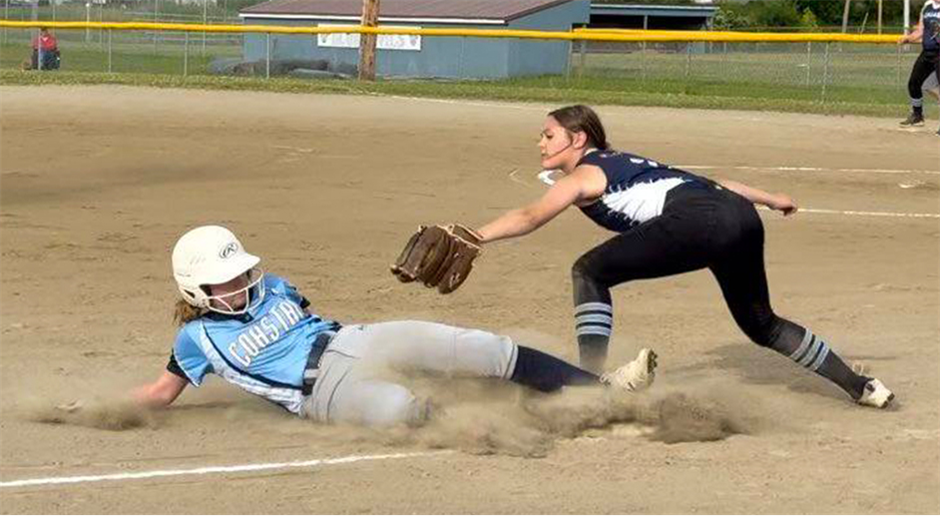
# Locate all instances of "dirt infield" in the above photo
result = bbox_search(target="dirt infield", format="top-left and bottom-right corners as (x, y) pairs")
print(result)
(1, 86), (938, 514)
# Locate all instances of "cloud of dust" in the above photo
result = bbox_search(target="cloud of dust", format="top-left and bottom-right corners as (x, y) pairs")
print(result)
(19, 327), (754, 454)
(24, 398), (155, 431)
(329, 376), (750, 458)
(22, 379), (749, 454)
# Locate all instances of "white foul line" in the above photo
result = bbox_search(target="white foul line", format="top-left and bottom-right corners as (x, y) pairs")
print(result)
(756, 206), (940, 219)
(678, 165), (940, 176)
(529, 170), (939, 219)
(377, 93), (546, 111)
(0, 451), (451, 489)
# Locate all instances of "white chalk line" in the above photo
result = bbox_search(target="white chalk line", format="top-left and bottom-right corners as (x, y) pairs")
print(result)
(376, 93), (546, 111)
(755, 206), (940, 219)
(678, 165), (940, 176)
(521, 169), (939, 219)
(507, 167), (530, 186)
(0, 451), (451, 489)
(524, 165), (938, 181)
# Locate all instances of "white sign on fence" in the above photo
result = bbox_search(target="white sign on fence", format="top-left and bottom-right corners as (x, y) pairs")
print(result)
(317, 24), (421, 51)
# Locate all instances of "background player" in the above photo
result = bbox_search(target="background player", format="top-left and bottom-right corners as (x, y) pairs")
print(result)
(465, 105), (893, 408)
(27, 27), (60, 71)
(899, 0), (940, 135)
(131, 225), (656, 427)
(924, 70), (940, 101)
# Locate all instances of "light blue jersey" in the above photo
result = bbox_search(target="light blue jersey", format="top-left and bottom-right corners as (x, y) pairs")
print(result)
(171, 274), (340, 414)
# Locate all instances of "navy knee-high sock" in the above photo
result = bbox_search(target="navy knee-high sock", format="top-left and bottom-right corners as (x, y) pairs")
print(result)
(509, 346), (600, 393)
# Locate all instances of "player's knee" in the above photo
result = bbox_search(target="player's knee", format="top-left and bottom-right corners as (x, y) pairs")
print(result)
(743, 327), (773, 347)
(738, 312), (781, 348)
(365, 386), (425, 427)
(571, 256), (600, 286)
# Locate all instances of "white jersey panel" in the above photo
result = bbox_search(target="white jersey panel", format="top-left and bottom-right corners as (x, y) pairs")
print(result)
(600, 177), (687, 226)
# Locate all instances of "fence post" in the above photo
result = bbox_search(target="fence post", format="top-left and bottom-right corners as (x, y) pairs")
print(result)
(457, 36), (465, 79)
(107, 28), (112, 73)
(265, 32), (271, 79)
(641, 39), (647, 81)
(578, 38), (585, 80)
(98, 4), (104, 49)
(896, 44), (902, 88)
(805, 41), (811, 86)
(202, 0), (207, 57)
(821, 41), (830, 103)
(184, 31), (189, 77)
(153, 0), (159, 53)
(641, 15), (648, 81)
(684, 42), (692, 90)
(720, 41), (727, 81)
(566, 40), (573, 80)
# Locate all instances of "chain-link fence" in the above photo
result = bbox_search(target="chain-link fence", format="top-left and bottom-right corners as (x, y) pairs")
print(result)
(567, 40), (923, 107)
(1, 4), (242, 75)
(1, 15), (933, 113)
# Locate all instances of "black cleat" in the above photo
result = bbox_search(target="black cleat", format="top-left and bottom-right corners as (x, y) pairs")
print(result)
(899, 112), (925, 127)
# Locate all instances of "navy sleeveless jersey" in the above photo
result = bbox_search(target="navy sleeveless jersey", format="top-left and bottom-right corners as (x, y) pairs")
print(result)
(577, 150), (714, 232)
(924, 1), (940, 52)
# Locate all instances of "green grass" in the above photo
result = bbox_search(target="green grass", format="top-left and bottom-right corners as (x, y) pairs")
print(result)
(1, 40), (931, 119)
(577, 48), (912, 105)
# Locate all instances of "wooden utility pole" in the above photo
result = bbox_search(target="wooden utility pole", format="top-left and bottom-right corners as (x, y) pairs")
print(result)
(358, 0), (379, 81)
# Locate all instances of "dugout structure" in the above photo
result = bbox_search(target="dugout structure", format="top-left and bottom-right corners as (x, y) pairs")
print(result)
(239, 0), (590, 79)
(588, 3), (717, 31)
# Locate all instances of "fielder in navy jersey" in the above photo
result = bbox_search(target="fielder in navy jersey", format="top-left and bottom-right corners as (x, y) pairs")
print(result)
(132, 225), (657, 427)
(470, 105), (893, 408)
(899, 0), (940, 134)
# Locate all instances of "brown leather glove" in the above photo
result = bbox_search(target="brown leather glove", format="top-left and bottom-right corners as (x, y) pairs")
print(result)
(390, 223), (482, 294)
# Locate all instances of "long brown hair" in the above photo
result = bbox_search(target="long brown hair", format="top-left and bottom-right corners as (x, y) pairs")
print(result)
(548, 105), (610, 150)
(174, 299), (206, 326)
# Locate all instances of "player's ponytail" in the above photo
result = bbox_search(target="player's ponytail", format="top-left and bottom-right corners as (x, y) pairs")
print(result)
(548, 105), (610, 151)
(174, 299), (206, 326)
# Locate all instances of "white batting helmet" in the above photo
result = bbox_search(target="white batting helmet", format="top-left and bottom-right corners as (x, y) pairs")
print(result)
(172, 225), (264, 315)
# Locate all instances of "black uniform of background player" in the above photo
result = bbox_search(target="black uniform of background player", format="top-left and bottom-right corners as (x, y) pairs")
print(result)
(901, 0), (940, 131)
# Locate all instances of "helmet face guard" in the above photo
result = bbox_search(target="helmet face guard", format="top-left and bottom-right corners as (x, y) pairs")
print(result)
(199, 267), (266, 315)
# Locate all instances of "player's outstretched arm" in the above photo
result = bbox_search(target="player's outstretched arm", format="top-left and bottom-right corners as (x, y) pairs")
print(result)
(717, 179), (798, 216)
(477, 166), (605, 243)
(132, 371), (188, 409)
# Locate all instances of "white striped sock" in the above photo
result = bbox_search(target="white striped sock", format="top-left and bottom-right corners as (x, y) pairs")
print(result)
(575, 302), (613, 338)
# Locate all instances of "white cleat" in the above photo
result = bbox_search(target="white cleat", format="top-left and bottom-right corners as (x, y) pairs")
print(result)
(600, 348), (658, 392)
(857, 378), (894, 409)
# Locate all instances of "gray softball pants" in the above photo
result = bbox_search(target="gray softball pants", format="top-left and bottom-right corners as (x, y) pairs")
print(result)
(300, 321), (519, 427)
